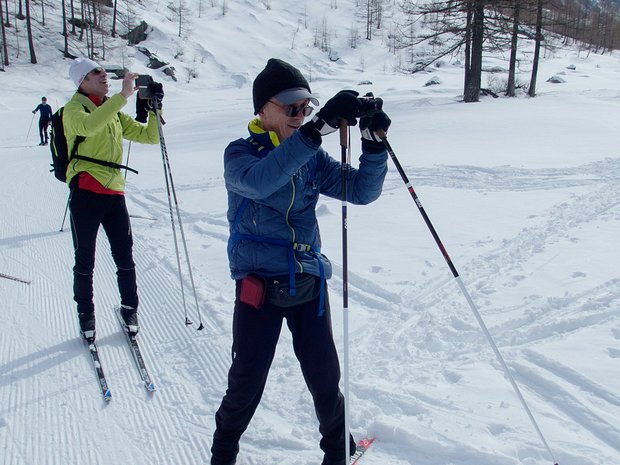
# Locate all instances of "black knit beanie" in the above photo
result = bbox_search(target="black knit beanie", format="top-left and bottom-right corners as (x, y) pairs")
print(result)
(252, 58), (312, 115)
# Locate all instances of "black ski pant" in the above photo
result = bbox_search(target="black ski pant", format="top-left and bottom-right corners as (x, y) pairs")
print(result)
(69, 187), (138, 318)
(211, 281), (355, 465)
(38, 119), (49, 143)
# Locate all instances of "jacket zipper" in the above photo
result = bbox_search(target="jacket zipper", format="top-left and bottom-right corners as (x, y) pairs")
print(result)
(286, 178), (303, 273)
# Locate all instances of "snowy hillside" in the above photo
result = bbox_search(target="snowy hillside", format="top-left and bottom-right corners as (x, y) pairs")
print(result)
(1, 1), (620, 465)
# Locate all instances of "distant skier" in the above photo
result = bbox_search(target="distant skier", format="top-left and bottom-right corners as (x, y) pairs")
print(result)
(32, 96), (52, 145)
(210, 58), (391, 465)
(63, 57), (163, 341)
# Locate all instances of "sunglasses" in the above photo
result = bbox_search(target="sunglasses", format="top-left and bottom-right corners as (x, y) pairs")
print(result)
(89, 68), (105, 76)
(269, 99), (314, 118)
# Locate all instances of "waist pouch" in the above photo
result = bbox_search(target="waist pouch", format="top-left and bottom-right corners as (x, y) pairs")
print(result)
(266, 273), (319, 308)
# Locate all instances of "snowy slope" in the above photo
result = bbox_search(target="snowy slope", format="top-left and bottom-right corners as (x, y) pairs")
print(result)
(1, 1), (620, 465)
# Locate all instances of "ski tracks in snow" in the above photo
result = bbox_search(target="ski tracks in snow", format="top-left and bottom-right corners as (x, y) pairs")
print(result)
(0, 146), (236, 465)
(343, 158), (620, 464)
(3, 143), (620, 464)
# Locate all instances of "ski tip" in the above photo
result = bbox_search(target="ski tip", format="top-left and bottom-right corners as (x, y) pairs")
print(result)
(103, 390), (112, 401)
(146, 383), (156, 392)
(358, 437), (375, 448)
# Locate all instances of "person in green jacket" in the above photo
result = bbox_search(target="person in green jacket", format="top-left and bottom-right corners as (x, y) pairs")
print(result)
(64, 57), (162, 341)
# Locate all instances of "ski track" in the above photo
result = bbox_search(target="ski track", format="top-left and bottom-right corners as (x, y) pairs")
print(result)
(332, 158), (620, 464)
(3, 141), (620, 463)
(0, 147), (234, 465)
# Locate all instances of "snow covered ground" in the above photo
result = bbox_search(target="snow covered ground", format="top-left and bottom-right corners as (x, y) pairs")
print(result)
(1, 1), (619, 464)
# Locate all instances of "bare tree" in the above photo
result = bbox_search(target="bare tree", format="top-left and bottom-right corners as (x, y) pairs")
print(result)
(3, 0), (10, 27)
(70, 0), (76, 34)
(528, 0), (543, 96)
(366, 0), (372, 39)
(463, 0), (484, 102)
(17, 0), (25, 20)
(62, 0), (70, 57)
(111, 0), (118, 37)
(506, 0), (521, 96)
(24, 0), (36, 63)
(178, 0), (183, 37)
(0, 0), (8, 66)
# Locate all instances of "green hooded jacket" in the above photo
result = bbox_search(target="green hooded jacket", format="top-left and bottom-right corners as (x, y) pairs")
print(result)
(63, 92), (160, 192)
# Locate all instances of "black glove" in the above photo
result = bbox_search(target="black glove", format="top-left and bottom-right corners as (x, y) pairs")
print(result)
(136, 96), (149, 123)
(149, 82), (164, 109)
(359, 98), (390, 153)
(299, 90), (361, 143)
(135, 82), (164, 122)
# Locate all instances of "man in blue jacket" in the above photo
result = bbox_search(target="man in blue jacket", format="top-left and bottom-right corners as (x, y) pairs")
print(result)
(211, 58), (391, 465)
(32, 96), (53, 145)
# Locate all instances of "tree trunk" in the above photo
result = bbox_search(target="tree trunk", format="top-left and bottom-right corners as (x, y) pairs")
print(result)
(463, 1), (473, 93)
(528, 0), (543, 97)
(178, 0), (182, 37)
(17, 0), (25, 20)
(111, 0), (117, 38)
(506, 0), (520, 97)
(4, 0), (10, 27)
(93, 0), (98, 29)
(464, 0), (484, 102)
(24, 0), (36, 64)
(0, 0), (8, 66)
(70, 0), (76, 34)
(79, 0), (84, 41)
(62, 0), (69, 57)
(366, 0), (372, 40)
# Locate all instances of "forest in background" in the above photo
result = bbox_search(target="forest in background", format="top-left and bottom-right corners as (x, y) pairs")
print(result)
(1, 0), (619, 101)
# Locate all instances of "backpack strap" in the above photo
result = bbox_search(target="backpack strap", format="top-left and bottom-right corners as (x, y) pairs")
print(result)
(71, 154), (139, 175)
(227, 137), (326, 315)
(70, 105), (139, 175)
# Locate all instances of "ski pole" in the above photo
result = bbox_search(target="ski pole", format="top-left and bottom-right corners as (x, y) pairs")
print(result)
(60, 192), (71, 232)
(379, 132), (558, 465)
(153, 98), (205, 331)
(124, 141), (132, 179)
(0, 272), (31, 285)
(26, 112), (35, 141)
(339, 121), (351, 465)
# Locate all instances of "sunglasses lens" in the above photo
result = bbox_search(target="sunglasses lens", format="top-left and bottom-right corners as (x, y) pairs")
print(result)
(287, 104), (312, 117)
(91, 68), (104, 75)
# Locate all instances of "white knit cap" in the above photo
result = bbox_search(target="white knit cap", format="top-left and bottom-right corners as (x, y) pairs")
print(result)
(69, 57), (102, 88)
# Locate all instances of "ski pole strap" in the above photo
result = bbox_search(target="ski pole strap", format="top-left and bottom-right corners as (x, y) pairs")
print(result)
(71, 154), (139, 175)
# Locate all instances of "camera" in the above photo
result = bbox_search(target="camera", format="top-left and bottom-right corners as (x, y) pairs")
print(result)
(135, 74), (154, 99)
(359, 96), (383, 117)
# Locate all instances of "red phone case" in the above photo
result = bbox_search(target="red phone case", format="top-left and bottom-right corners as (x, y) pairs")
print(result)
(239, 275), (266, 309)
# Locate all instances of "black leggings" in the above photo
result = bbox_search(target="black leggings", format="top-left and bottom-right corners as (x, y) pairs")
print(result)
(211, 283), (355, 465)
(69, 188), (138, 316)
(38, 120), (49, 143)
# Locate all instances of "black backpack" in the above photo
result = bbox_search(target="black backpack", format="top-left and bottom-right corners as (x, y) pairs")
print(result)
(49, 105), (137, 182)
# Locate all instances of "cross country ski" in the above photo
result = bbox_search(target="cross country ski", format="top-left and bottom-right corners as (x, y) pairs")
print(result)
(84, 338), (112, 402)
(114, 306), (156, 392)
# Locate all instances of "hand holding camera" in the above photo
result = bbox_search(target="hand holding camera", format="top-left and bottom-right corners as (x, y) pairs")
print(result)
(312, 90), (362, 136)
(135, 75), (165, 123)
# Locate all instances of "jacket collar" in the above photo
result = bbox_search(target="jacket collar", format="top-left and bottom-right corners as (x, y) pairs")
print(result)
(248, 118), (281, 150)
(74, 91), (107, 110)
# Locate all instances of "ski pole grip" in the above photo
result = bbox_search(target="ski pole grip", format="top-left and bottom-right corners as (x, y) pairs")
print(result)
(339, 120), (348, 147)
(377, 129), (387, 139)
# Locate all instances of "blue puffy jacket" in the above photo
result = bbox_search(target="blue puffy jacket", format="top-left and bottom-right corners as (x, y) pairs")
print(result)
(225, 118), (388, 285)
